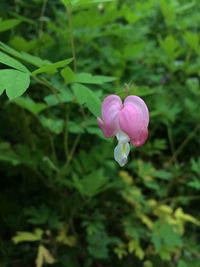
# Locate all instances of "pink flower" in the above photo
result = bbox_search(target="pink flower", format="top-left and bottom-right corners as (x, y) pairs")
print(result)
(97, 95), (149, 166)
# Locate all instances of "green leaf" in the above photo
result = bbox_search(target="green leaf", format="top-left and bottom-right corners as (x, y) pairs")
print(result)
(175, 208), (200, 226)
(32, 58), (73, 75)
(186, 78), (200, 95)
(151, 221), (182, 259)
(0, 19), (21, 32)
(79, 0), (114, 5)
(72, 83), (101, 117)
(61, 66), (76, 84)
(60, 0), (71, 7)
(86, 127), (105, 139)
(191, 157), (200, 175)
(159, 35), (181, 61)
(188, 179), (200, 190)
(68, 121), (85, 133)
(0, 41), (50, 67)
(0, 69), (30, 99)
(143, 261), (153, 267)
(44, 89), (73, 106)
(61, 0), (113, 7)
(36, 245), (55, 267)
(160, 0), (176, 27)
(25, 205), (62, 229)
(84, 220), (118, 260)
(12, 97), (47, 115)
(9, 36), (37, 53)
(184, 31), (199, 54)
(73, 73), (116, 84)
(155, 170), (172, 180)
(20, 52), (51, 67)
(177, 2), (195, 13)
(178, 260), (187, 267)
(39, 116), (64, 134)
(72, 169), (108, 197)
(128, 240), (144, 259)
(0, 51), (29, 72)
(12, 229), (43, 244)
(0, 142), (20, 166)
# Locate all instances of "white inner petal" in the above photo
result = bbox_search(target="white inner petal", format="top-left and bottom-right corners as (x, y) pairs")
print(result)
(114, 142), (130, 167)
(116, 131), (130, 144)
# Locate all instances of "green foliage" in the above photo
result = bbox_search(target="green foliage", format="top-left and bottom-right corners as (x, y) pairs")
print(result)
(12, 229), (43, 244)
(72, 169), (109, 197)
(151, 221), (182, 260)
(32, 58), (73, 76)
(0, 18), (21, 33)
(0, 0), (200, 267)
(72, 83), (101, 116)
(0, 69), (30, 99)
(12, 97), (47, 115)
(0, 51), (29, 72)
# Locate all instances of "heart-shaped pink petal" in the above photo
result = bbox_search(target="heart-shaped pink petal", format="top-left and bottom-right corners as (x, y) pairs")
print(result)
(97, 94), (122, 137)
(119, 96), (149, 147)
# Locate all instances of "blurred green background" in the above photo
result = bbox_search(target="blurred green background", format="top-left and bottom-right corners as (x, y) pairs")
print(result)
(0, 0), (200, 266)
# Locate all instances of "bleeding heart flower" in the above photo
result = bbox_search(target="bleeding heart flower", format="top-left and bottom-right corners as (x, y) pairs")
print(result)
(97, 95), (149, 167)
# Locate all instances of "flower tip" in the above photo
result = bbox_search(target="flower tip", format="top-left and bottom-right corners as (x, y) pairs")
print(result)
(97, 117), (103, 126)
(131, 129), (148, 147)
(120, 156), (128, 167)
